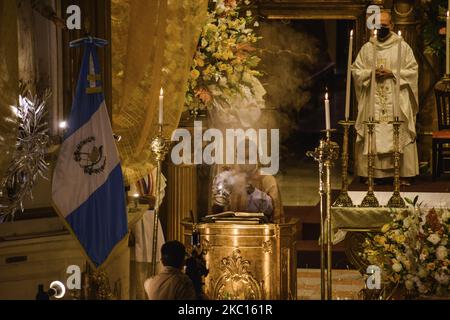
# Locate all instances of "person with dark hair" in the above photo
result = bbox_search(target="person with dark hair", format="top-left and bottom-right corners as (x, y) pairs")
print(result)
(144, 241), (196, 300)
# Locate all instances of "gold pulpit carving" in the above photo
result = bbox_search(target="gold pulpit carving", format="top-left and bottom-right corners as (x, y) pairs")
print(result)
(213, 249), (264, 300)
(182, 220), (298, 300)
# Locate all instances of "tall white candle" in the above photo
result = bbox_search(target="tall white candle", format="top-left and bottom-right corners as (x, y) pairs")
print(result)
(325, 92), (331, 130)
(370, 29), (377, 120)
(345, 30), (354, 120)
(447, 11), (449, 75)
(158, 88), (164, 125)
(395, 31), (402, 120)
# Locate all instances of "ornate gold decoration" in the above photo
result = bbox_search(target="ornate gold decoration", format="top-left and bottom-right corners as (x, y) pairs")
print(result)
(387, 119), (406, 208)
(307, 130), (339, 300)
(213, 249), (263, 300)
(0, 88), (50, 221)
(360, 120), (380, 208)
(150, 124), (170, 276)
(182, 221), (298, 300)
(344, 232), (371, 274)
(201, 238), (211, 254)
(262, 240), (272, 254)
(334, 120), (355, 207)
(80, 265), (115, 300)
(90, 269), (114, 300)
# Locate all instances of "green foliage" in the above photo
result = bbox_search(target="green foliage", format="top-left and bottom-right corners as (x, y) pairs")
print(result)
(422, 0), (447, 56)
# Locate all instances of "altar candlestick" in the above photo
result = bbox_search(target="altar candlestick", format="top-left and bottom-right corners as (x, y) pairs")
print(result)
(395, 31), (402, 120)
(447, 11), (449, 75)
(370, 30), (377, 120)
(325, 92), (331, 130)
(345, 30), (353, 120)
(159, 88), (164, 125)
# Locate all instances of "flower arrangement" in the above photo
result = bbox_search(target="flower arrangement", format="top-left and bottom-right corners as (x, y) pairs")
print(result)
(421, 0), (447, 56)
(185, 0), (262, 112)
(363, 197), (449, 297)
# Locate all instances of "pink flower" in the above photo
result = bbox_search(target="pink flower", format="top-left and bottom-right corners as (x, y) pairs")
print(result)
(224, 0), (237, 8)
(195, 88), (212, 104)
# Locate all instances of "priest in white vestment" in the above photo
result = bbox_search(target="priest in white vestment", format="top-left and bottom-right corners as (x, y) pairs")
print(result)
(352, 12), (419, 181)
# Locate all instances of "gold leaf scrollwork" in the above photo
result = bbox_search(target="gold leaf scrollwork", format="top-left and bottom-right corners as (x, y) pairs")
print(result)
(213, 249), (263, 300)
(262, 240), (272, 254)
(201, 238), (211, 254)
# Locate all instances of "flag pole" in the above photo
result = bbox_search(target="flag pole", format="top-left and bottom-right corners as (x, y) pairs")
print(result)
(150, 124), (169, 276)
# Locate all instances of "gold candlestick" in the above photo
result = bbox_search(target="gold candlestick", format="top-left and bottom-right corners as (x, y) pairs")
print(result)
(360, 119), (380, 207)
(150, 124), (170, 276)
(307, 129), (339, 300)
(387, 118), (406, 208)
(333, 120), (355, 207)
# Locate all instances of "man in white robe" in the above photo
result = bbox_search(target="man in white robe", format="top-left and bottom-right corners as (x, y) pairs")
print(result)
(352, 11), (419, 182)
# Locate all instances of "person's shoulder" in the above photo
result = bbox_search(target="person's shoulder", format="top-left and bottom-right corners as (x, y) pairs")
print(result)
(176, 272), (194, 284)
(144, 274), (161, 288)
(261, 174), (277, 185)
(361, 41), (373, 50)
(143, 277), (156, 299)
(401, 39), (414, 52)
(144, 277), (154, 289)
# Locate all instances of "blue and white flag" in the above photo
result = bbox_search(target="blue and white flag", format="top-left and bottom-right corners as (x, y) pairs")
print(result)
(52, 39), (127, 268)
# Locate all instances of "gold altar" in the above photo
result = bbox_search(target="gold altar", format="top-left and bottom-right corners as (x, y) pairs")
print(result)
(330, 206), (395, 273)
(182, 220), (298, 300)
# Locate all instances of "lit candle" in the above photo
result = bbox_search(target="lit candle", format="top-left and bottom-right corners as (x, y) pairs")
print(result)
(133, 193), (139, 209)
(158, 88), (164, 125)
(395, 31), (402, 120)
(345, 30), (353, 121)
(325, 92), (331, 130)
(370, 29), (377, 120)
(447, 11), (449, 75)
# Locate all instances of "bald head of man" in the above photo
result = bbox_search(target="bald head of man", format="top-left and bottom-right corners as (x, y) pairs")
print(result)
(378, 11), (394, 41)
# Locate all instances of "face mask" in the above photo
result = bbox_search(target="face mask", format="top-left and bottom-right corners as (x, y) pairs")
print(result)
(377, 26), (390, 40)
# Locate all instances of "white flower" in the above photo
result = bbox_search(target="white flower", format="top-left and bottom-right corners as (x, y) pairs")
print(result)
(418, 284), (428, 294)
(419, 250), (429, 261)
(392, 263), (403, 273)
(442, 210), (450, 222)
(427, 233), (441, 245)
(434, 272), (449, 285)
(436, 246), (448, 261)
(253, 21), (259, 27)
(244, 0), (250, 4)
(405, 279), (414, 290)
(403, 217), (411, 228)
(218, 76), (227, 86)
(216, 3), (226, 14)
(246, 10), (252, 17)
(418, 268), (428, 278)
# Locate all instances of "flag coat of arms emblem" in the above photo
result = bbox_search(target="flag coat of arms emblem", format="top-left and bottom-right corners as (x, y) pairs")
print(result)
(52, 39), (127, 268)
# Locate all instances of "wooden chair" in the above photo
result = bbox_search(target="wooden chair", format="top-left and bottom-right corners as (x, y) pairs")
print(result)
(432, 80), (450, 180)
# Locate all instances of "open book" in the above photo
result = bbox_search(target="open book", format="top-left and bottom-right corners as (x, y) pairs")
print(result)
(204, 211), (265, 219)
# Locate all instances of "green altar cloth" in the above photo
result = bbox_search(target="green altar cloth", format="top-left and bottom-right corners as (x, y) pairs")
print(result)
(330, 207), (404, 244)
